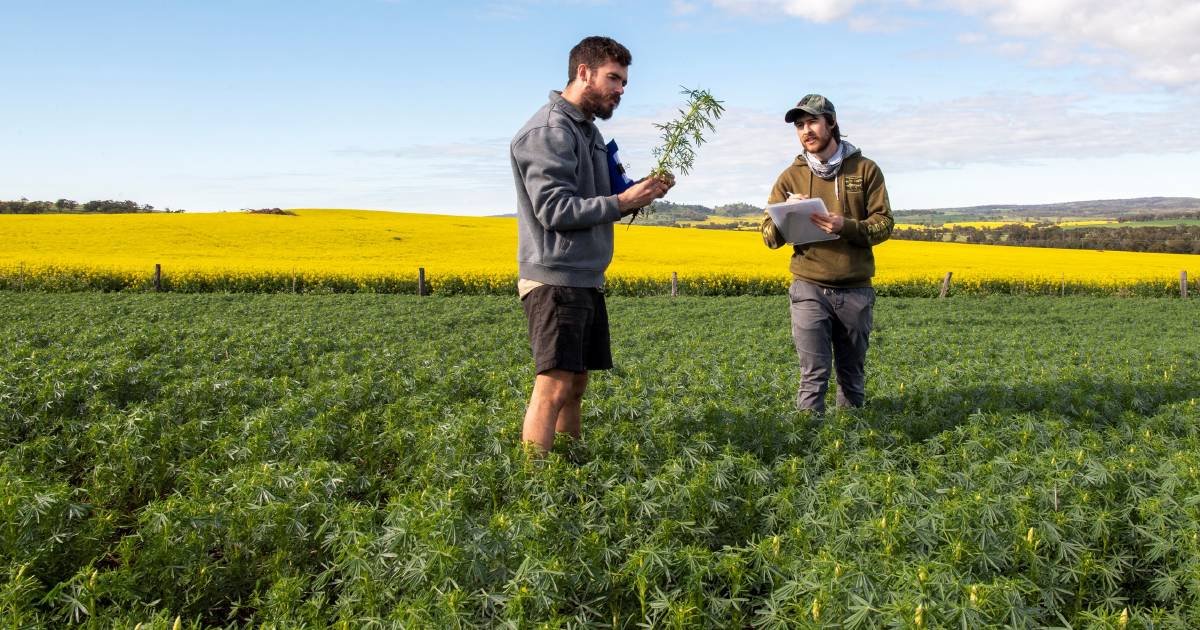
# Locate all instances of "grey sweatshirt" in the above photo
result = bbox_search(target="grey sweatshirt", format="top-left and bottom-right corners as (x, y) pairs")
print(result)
(511, 91), (622, 287)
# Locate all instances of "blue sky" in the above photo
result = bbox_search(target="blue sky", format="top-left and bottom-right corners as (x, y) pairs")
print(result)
(3, 0), (1198, 214)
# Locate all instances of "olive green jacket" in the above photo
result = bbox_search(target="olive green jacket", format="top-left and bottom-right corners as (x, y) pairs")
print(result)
(761, 147), (894, 287)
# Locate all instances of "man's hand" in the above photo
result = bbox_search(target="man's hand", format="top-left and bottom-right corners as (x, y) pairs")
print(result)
(810, 212), (844, 234)
(618, 175), (671, 216)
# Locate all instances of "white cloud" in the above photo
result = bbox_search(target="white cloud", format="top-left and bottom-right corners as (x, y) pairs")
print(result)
(327, 92), (1200, 212)
(991, 41), (1027, 57)
(944, 0), (1200, 84)
(708, 0), (1200, 86)
(712, 0), (866, 23)
(846, 14), (912, 32)
(478, 0), (614, 20)
(671, 0), (700, 15)
(852, 93), (1174, 167)
(586, 90), (1200, 207)
(335, 139), (513, 183)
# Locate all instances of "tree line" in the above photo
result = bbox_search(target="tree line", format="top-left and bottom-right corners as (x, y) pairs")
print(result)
(639, 200), (763, 226)
(893, 223), (1200, 254)
(0, 198), (182, 214)
(1117, 210), (1200, 222)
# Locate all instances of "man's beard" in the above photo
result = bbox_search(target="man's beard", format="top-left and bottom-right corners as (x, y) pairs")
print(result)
(580, 83), (619, 120)
(805, 132), (834, 156)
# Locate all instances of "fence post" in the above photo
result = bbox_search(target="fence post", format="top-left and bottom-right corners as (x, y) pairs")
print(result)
(671, 271), (678, 297)
(1183, 270), (1189, 299)
(17, 262), (24, 291)
(418, 267), (427, 296)
(291, 267), (297, 294)
(939, 271), (953, 299)
(1060, 273), (1065, 297)
(154, 264), (161, 292)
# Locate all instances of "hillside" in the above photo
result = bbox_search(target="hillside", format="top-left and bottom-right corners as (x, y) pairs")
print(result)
(894, 196), (1200, 224)
(614, 197), (1200, 227)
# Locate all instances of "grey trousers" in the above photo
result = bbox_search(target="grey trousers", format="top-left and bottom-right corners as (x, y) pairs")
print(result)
(789, 279), (875, 413)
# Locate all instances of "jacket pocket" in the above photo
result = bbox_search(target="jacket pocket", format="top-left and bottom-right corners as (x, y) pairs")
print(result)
(548, 232), (575, 260)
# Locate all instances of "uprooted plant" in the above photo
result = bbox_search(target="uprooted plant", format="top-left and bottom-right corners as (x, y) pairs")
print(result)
(629, 87), (724, 223)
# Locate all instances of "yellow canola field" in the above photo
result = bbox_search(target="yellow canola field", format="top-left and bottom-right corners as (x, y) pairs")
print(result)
(0, 209), (1194, 290)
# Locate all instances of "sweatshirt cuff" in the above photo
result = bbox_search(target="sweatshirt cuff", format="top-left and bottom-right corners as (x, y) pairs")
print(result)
(839, 217), (866, 246)
(603, 195), (622, 223)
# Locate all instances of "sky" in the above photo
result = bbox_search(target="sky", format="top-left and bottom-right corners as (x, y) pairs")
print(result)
(2, 0), (1199, 215)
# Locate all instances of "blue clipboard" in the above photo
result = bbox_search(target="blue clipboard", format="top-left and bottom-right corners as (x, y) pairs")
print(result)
(606, 139), (634, 195)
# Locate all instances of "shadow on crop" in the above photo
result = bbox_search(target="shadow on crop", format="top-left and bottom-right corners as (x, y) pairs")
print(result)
(866, 374), (1198, 442)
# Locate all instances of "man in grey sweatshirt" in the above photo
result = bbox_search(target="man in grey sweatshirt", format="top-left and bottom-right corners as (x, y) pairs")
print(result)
(510, 35), (669, 454)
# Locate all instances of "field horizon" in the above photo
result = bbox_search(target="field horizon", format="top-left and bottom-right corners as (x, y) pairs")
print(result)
(1, 209), (1196, 297)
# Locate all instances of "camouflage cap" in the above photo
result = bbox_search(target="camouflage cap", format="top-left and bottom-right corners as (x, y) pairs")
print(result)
(784, 94), (835, 123)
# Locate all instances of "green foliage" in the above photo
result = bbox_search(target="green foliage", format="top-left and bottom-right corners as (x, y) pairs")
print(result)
(641, 200), (713, 226)
(634, 202), (763, 227)
(1116, 210), (1200, 223)
(0, 199), (181, 214)
(2, 267), (1196, 297)
(2, 293), (1199, 627)
(894, 223), (1200, 254)
(633, 87), (724, 224)
(649, 87), (725, 182)
(712, 203), (762, 217)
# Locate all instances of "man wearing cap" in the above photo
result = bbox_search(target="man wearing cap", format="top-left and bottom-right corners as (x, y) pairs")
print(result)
(761, 94), (894, 414)
(510, 35), (671, 454)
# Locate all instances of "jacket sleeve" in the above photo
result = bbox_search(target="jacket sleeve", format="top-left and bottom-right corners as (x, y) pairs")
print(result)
(760, 176), (790, 249)
(512, 125), (621, 231)
(839, 164), (894, 247)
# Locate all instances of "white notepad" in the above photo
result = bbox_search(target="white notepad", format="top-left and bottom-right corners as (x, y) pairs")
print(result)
(765, 198), (840, 245)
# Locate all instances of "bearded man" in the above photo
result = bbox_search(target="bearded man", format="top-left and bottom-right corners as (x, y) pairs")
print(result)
(761, 94), (894, 414)
(510, 36), (670, 453)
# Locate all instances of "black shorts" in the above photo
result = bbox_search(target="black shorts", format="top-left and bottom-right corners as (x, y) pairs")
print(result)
(522, 285), (612, 374)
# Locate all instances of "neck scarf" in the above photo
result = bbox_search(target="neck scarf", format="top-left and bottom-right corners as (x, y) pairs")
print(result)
(804, 140), (857, 180)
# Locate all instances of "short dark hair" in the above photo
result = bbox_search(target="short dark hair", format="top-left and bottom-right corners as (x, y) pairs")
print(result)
(567, 36), (632, 84)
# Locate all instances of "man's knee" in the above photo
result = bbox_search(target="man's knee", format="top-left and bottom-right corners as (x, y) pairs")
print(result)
(568, 372), (588, 403)
(799, 353), (831, 372)
(535, 369), (586, 406)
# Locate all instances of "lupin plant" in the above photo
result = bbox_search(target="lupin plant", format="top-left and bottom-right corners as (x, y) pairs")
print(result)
(649, 87), (724, 182)
(628, 87), (724, 223)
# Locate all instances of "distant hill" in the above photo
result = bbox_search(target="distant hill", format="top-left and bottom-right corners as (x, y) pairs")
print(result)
(894, 197), (1200, 223)
(654, 196), (1200, 227)
(495, 196), (1200, 227)
(628, 200), (757, 226)
(490, 201), (760, 226)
